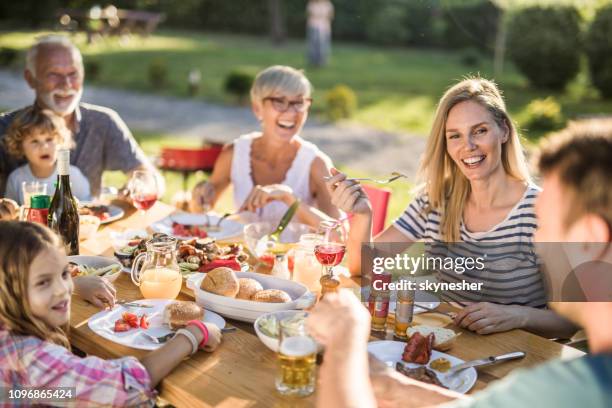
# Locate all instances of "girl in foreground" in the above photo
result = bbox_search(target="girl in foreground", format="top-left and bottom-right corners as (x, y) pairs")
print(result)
(0, 221), (221, 406)
(329, 77), (576, 338)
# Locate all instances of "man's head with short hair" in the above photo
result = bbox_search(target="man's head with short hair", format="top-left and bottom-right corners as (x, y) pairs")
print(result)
(24, 35), (84, 117)
(535, 120), (612, 344)
(535, 119), (612, 243)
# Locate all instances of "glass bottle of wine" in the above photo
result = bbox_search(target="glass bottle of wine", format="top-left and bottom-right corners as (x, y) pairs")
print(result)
(48, 148), (80, 255)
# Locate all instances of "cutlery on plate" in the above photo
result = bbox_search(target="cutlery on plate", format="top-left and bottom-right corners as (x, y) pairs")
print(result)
(254, 200), (300, 256)
(143, 326), (237, 344)
(116, 300), (154, 308)
(215, 212), (236, 228)
(447, 351), (526, 374)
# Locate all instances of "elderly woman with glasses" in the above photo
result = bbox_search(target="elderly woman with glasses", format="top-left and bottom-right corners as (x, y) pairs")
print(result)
(191, 65), (341, 228)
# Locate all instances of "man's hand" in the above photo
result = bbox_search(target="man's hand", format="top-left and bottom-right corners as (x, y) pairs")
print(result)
(0, 198), (19, 221)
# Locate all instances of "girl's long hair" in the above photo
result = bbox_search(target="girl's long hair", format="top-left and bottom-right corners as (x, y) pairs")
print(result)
(0, 221), (71, 348)
(419, 77), (531, 242)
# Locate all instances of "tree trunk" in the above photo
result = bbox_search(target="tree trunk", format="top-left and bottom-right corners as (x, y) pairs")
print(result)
(269, 0), (286, 44)
(493, 10), (507, 78)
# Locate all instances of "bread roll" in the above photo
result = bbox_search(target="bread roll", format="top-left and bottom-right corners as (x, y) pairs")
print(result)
(201, 267), (239, 297)
(252, 289), (292, 303)
(163, 301), (204, 330)
(406, 326), (459, 351)
(237, 278), (264, 300)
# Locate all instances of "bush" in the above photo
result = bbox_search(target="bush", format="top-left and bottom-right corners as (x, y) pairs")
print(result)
(0, 47), (19, 67)
(325, 85), (357, 121)
(148, 58), (168, 88)
(460, 47), (481, 67)
(366, 1), (410, 45)
(442, 1), (500, 51)
(507, 6), (582, 90)
(523, 97), (564, 131)
(84, 60), (101, 81)
(224, 69), (255, 101)
(586, 5), (612, 99)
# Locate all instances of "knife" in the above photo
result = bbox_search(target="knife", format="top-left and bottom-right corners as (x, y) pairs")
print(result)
(447, 351), (526, 374)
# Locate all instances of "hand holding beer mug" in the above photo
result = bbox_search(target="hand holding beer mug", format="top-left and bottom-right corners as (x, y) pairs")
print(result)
(276, 316), (317, 397)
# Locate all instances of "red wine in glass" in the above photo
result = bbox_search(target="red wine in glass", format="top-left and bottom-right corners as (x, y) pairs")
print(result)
(314, 243), (346, 267)
(133, 194), (158, 211)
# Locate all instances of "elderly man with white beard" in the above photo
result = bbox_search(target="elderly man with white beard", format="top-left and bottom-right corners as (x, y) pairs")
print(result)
(0, 35), (162, 200)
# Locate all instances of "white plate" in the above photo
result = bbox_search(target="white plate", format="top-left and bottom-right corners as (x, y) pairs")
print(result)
(88, 299), (226, 351)
(80, 204), (125, 225)
(151, 212), (244, 240)
(367, 340), (476, 394)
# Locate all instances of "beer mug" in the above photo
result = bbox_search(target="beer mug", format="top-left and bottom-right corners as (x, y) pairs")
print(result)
(275, 316), (317, 397)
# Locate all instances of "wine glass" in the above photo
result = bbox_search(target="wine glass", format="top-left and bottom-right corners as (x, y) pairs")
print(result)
(128, 170), (159, 219)
(315, 220), (346, 296)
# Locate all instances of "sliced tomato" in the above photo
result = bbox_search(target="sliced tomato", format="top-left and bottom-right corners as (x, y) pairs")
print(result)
(122, 312), (138, 322)
(114, 320), (130, 332)
(139, 314), (149, 329)
(259, 253), (275, 267)
(199, 258), (241, 272)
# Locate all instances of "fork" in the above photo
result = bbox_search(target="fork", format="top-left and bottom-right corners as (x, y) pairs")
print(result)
(116, 300), (154, 308)
(143, 327), (238, 344)
(325, 172), (408, 185)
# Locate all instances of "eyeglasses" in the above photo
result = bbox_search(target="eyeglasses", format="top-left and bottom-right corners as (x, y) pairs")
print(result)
(263, 97), (312, 113)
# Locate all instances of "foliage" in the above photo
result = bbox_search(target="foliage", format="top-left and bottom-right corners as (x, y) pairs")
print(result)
(0, 47), (19, 67)
(460, 47), (481, 67)
(586, 5), (612, 99)
(84, 59), (101, 81)
(325, 84), (357, 121)
(507, 6), (582, 90)
(441, 0), (501, 52)
(148, 58), (168, 88)
(365, 1), (410, 45)
(522, 97), (564, 131)
(223, 69), (255, 101)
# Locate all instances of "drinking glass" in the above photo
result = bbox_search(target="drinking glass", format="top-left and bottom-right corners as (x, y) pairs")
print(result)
(128, 170), (159, 218)
(275, 316), (317, 397)
(22, 181), (47, 207)
(315, 220), (346, 296)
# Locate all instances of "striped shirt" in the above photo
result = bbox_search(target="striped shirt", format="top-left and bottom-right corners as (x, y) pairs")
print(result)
(393, 185), (547, 307)
(0, 328), (156, 407)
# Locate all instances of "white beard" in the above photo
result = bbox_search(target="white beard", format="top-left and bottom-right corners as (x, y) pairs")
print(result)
(39, 88), (83, 116)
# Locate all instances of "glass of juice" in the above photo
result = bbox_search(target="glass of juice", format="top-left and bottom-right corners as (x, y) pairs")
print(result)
(131, 235), (182, 299)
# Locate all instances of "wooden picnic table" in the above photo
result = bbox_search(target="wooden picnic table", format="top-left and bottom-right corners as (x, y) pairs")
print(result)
(70, 201), (585, 407)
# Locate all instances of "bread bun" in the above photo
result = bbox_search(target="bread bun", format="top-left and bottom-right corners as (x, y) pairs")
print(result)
(406, 326), (459, 351)
(237, 278), (264, 300)
(163, 301), (204, 330)
(252, 289), (292, 303)
(201, 267), (239, 297)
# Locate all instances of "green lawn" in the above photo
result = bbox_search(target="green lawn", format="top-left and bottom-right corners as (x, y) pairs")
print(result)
(2, 30), (611, 139)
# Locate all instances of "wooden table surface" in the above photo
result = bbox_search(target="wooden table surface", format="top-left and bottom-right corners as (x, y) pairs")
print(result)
(70, 201), (585, 407)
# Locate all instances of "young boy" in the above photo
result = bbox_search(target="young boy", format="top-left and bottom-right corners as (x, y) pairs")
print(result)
(3, 107), (91, 205)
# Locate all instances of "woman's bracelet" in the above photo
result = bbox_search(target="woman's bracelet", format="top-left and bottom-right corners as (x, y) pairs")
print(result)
(187, 320), (209, 348)
(175, 328), (198, 355)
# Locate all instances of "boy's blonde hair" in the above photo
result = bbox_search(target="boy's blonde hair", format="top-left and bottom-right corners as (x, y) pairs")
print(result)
(4, 107), (71, 159)
(0, 221), (70, 348)
(537, 119), (612, 230)
(250, 65), (312, 103)
(419, 77), (531, 242)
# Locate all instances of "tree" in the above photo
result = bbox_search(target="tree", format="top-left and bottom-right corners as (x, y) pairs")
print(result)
(268, 0), (286, 44)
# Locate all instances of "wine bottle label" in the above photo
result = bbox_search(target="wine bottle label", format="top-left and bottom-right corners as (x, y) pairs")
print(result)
(57, 149), (70, 176)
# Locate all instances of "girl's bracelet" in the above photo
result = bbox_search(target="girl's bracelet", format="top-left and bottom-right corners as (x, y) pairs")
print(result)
(175, 328), (198, 355)
(187, 320), (209, 348)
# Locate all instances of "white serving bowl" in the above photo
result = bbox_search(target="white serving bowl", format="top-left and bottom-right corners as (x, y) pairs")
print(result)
(67, 255), (122, 282)
(79, 215), (101, 241)
(186, 271), (316, 323)
(254, 310), (309, 352)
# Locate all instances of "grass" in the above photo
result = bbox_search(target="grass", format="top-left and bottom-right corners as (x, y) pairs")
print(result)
(2, 30), (612, 139)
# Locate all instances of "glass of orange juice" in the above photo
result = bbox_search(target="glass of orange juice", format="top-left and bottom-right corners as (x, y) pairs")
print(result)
(131, 235), (182, 299)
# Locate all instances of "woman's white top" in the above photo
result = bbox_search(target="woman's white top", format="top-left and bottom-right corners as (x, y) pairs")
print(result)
(231, 133), (327, 223)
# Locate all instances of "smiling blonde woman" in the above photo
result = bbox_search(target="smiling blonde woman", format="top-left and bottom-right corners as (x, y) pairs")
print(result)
(328, 77), (577, 338)
(191, 65), (340, 228)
